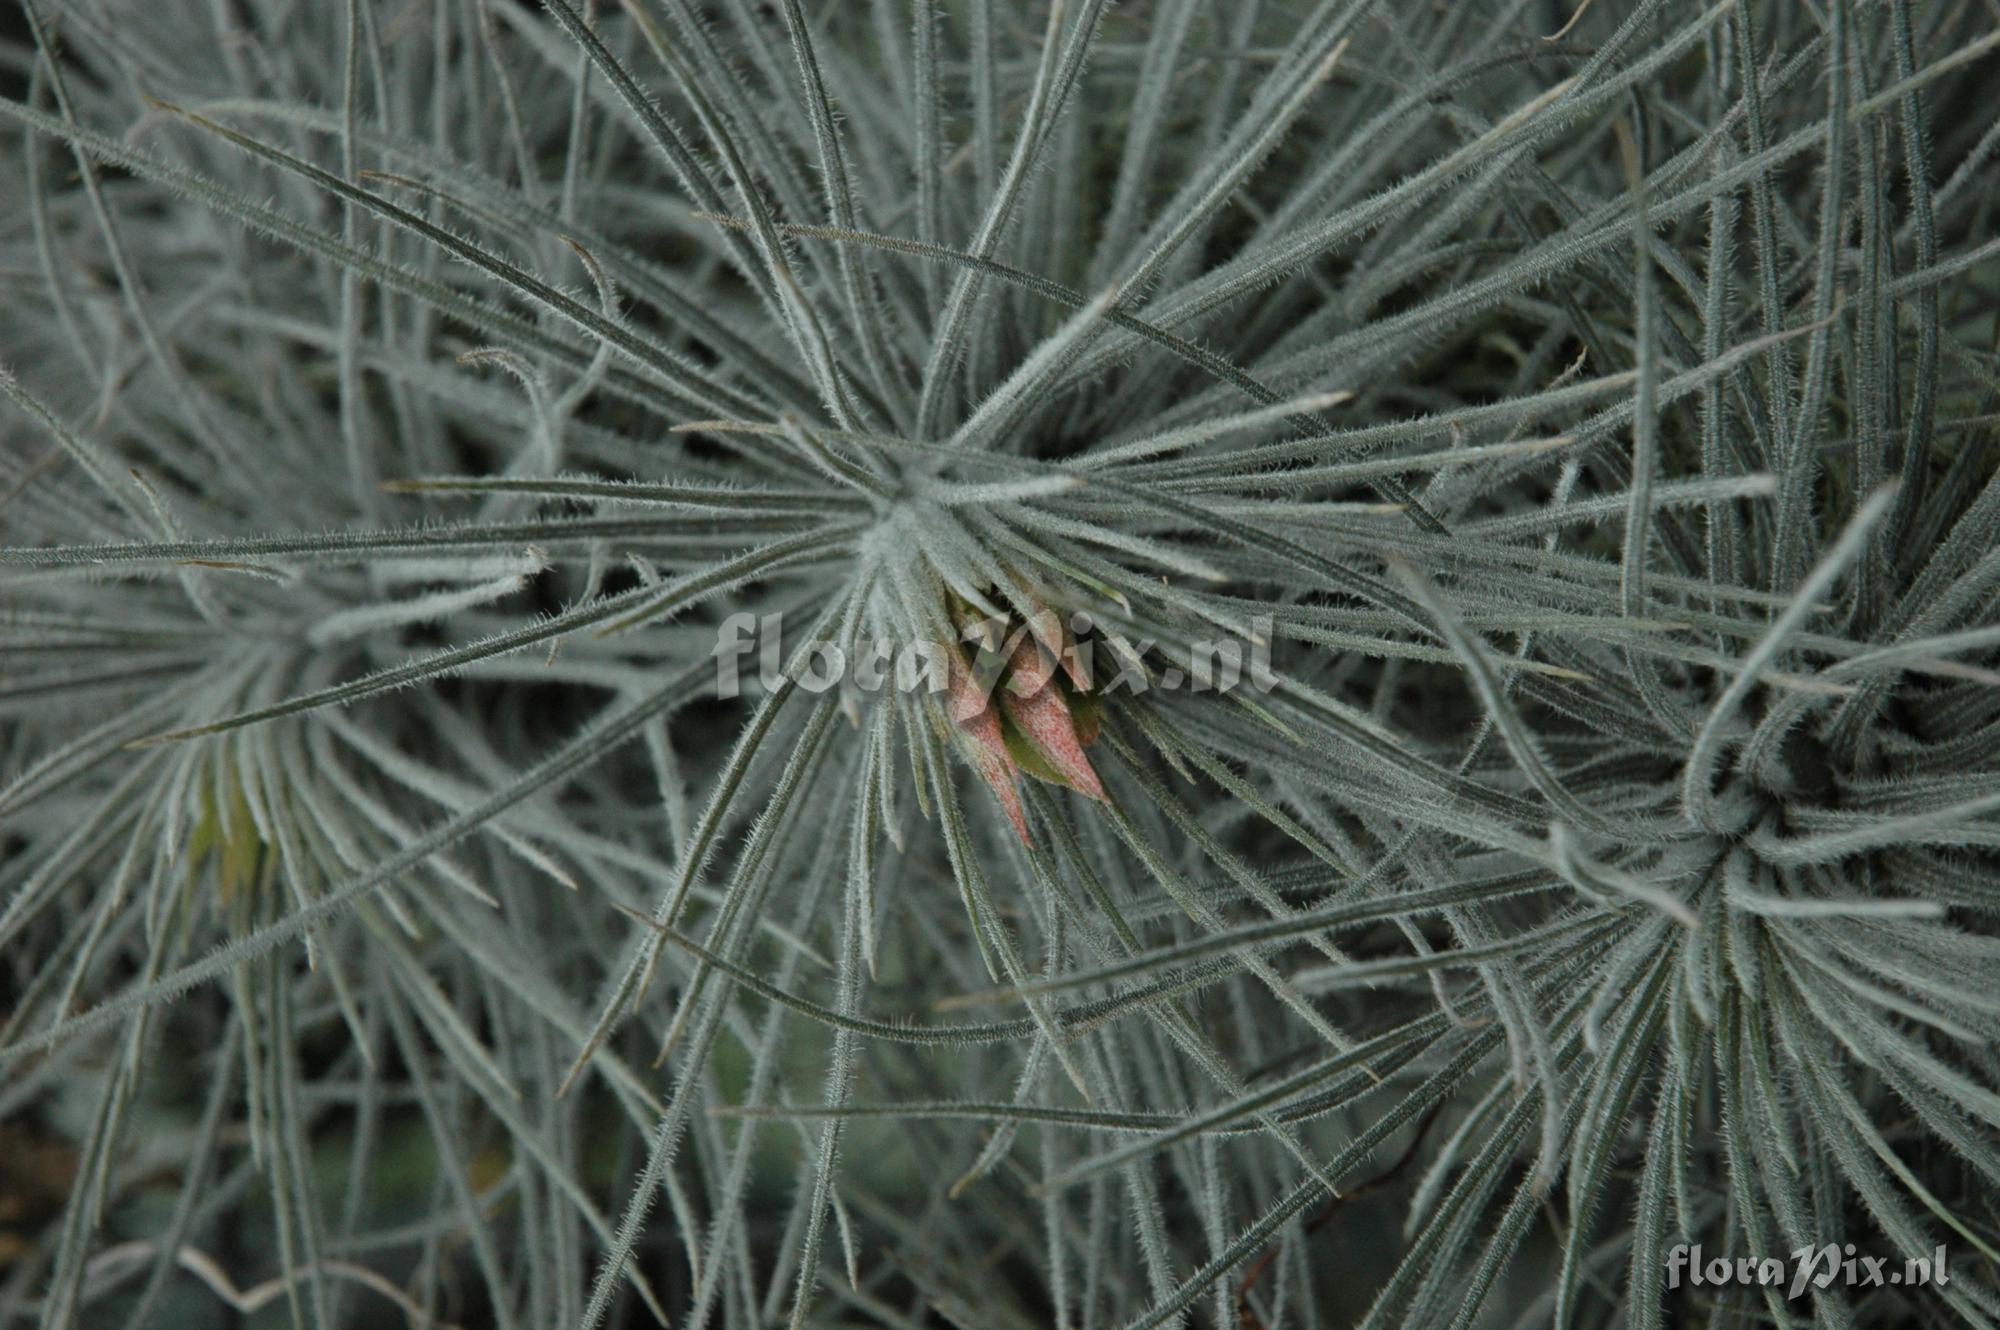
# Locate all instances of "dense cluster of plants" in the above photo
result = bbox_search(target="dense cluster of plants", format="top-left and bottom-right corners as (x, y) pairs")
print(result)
(2, 0), (1997, 1326)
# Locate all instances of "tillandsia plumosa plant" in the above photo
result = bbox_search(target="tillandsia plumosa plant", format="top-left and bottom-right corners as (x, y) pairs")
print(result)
(0, 0), (1997, 1326)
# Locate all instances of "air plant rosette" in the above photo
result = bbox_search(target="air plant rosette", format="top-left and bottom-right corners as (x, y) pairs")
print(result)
(0, 2), (1997, 1329)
